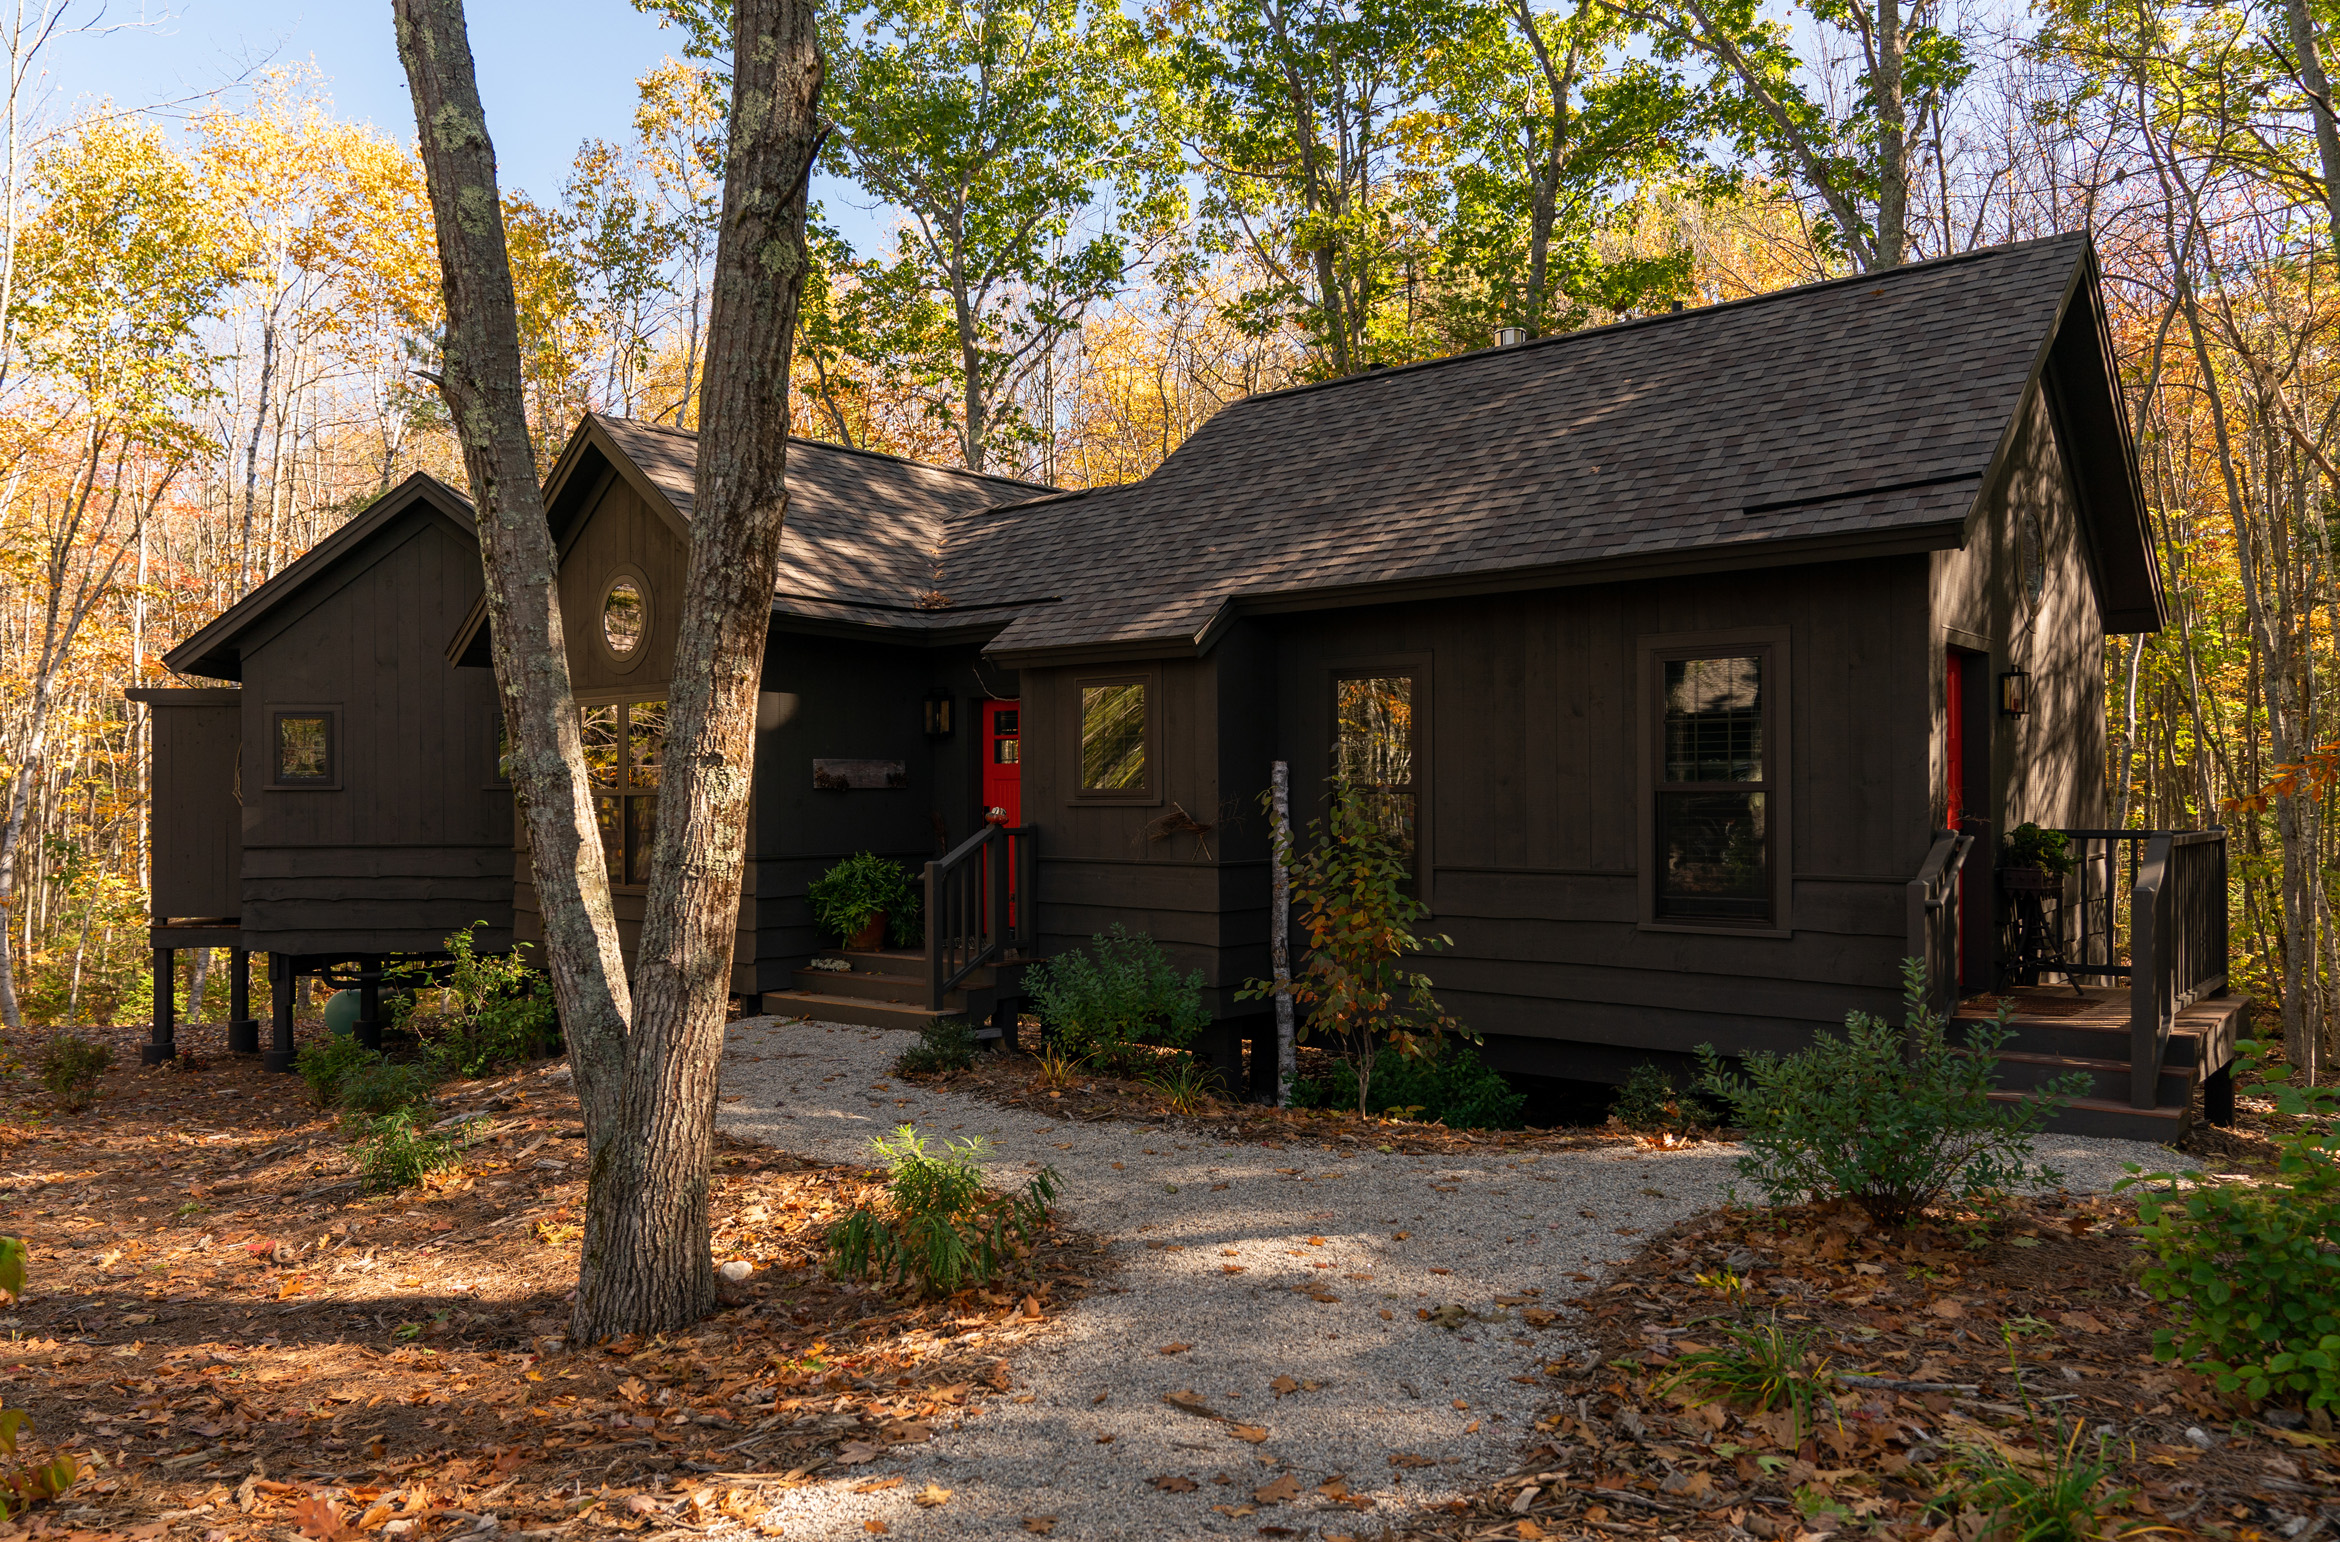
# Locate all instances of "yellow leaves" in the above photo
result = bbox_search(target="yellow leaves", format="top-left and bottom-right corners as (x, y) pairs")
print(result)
(533, 1219), (582, 1247)
(911, 1483), (952, 1507)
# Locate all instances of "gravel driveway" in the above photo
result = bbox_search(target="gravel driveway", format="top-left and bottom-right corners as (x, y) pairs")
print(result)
(714, 1017), (2174, 1542)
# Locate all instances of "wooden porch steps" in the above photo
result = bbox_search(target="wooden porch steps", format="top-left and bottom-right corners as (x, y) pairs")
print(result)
(1952, 987), (2249, 1143)
(755, 947), (1024, 1036)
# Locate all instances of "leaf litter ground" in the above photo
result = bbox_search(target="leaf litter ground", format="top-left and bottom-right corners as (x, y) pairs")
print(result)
(0, 1018), (1108, 1540)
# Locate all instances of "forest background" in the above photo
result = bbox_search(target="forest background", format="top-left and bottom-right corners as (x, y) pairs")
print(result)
(0, 0), (2329, 1077)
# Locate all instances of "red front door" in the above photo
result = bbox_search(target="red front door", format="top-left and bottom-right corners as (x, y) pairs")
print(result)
(982, 700), (1021, 825)
(1945, 652), (1967, 986)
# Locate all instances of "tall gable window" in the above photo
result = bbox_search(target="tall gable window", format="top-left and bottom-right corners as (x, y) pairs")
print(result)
(584, 697), (665, 885)
(1334, 673), (1417, 868)
(1077, 675), (1152, 798)
(272, 710), (336, 787)
(1644, 636), (1786, 930)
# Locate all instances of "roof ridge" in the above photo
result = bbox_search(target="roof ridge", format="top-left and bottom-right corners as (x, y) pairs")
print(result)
(593, 412), (1057, 495)
(1229, 230), (2089, 412)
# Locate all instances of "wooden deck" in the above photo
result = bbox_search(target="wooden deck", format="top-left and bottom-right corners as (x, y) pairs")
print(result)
(1950, 985), (2249, 1142)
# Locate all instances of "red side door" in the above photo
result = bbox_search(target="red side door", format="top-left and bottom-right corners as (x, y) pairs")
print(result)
(981, 700), (1021, 825)
(1945, 652), (1967, 986)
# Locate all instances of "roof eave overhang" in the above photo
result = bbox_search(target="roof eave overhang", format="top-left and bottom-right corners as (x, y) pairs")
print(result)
(983, 519), (1971, 669)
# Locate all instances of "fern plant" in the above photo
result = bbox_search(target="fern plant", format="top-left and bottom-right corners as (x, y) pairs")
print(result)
(827, 1125), (1060, 1296)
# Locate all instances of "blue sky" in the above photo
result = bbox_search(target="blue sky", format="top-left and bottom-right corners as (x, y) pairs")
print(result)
(51, 0), (890, 250)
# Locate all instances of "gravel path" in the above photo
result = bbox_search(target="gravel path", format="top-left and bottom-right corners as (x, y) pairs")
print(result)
(715, 1017), (2175, 1542)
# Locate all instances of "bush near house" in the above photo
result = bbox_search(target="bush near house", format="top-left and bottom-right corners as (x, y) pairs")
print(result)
(1025, 924), (1207, 1074)
(826, 1124), (1060, 1296)
(35, 1035), (110, 1113)
(2128, 1040), (2340, 1412)
(1695, 958), (2085, 1226)
(1293, 1040), (1524, 1129)
(423, 923), (557, 1078)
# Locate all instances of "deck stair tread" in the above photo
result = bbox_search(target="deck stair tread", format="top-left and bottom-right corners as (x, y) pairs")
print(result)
(1947, 987), (2248, 1141)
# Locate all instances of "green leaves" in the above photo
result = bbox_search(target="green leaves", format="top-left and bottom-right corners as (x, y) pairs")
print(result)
(808, 853), (924, 947)
(0, 1236), (25, 1303)
(1025, 925), (1209, 1072)
(1695, 958), (2085, 1226)
(827, 1124), (1062, 1296)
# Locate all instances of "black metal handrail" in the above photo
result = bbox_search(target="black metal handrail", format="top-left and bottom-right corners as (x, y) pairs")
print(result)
(1905, 825), (1974, 1014)
(923, 822), (1036, 1011)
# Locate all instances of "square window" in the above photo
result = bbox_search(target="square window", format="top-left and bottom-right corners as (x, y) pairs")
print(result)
(1080, 681), (1147, 793)
(1656, 790), (1769, 920)
(275, 714), (331, 783)
(994, 739), (1020, 765)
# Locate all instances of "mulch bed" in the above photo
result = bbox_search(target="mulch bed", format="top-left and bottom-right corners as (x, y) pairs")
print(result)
(1380, 1191), (2334, 1542)
(905, 1041), (1692, 1158)
(0, 1018), (1110, 1539)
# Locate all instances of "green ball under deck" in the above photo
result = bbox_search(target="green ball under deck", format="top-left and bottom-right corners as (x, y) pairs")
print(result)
(324, 988), (363, 1037)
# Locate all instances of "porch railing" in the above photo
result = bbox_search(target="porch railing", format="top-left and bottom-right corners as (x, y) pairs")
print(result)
(923, 822), (1036, 1012)
(1905, 824), (1976, 1015)
(2042, 827), (2229, 1109)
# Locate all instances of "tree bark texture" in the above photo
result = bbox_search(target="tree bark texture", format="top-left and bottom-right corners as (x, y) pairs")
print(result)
(580, 0), (823, 1338)
(389, 0), (636, 1305)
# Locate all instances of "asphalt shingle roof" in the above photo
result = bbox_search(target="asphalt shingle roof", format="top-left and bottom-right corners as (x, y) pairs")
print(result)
(592, 415), (1047, 624)
(943, 232), (2100, 657)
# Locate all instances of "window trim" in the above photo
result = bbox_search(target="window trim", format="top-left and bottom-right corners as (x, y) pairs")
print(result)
(1068, 667), (1160, 806)
(266, 705), (340, 791)
(1328, 653), (1433, 908)
(595, 563), (655, 674)
(1636, 628), (1792, 937)
(577, 689), (668, 890)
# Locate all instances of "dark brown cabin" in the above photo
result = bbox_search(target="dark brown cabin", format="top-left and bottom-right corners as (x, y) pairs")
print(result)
(135, 233), (2239, 1141)
(137, 473), (509, 1067)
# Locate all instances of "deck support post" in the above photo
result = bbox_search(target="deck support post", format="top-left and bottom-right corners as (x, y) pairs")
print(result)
(227, 947), (259, 1055)
(355, 958), (383, 1053)
(142, 946), (176, 1065)
(265, 954), (297, 1074)
(2203, 1061), (2235, 1127)
(990, 995), (1019, 1054)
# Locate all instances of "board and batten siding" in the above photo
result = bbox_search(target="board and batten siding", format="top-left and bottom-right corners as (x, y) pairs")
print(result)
(136, 688), (243, 922)
(233, 510), (513, 956)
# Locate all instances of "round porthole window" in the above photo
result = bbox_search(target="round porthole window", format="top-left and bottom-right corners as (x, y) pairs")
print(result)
(602, 573), (648, 663)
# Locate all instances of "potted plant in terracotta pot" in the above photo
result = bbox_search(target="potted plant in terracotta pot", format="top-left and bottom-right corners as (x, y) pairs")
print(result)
(809, 853), (923, 951)
(1999, 822), (2076, 894)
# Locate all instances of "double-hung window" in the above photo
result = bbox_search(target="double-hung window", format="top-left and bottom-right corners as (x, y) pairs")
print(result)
(1649, 642), (1781, 928)
(583, 698), (665, 886)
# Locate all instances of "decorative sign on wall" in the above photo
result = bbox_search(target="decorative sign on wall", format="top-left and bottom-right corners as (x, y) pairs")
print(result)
(812, 758), (908, 791)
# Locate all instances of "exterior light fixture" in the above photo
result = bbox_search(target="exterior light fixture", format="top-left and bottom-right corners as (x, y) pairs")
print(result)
(923, 687), (955, 740)
(2000, 667), (2031, 717)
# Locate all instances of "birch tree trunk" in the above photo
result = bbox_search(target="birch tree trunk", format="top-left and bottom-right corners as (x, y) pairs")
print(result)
(392, 0), (822, 1338)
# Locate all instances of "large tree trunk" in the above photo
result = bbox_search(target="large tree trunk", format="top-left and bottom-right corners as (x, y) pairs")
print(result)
(580, 0), (823, 1337)
(392, 0), (822, 1338)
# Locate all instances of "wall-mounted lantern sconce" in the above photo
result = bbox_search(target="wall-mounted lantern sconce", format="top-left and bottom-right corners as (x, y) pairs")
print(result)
(923, 688), (955, 740)
(1999, 667), (2031, 717)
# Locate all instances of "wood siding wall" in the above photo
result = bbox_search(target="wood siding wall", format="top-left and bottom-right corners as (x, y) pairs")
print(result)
(140, 690), (243, 921)
(235, 513), (513, 956)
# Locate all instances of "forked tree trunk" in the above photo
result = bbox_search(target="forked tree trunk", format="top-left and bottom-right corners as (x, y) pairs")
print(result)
(391, 0), (822, 1338)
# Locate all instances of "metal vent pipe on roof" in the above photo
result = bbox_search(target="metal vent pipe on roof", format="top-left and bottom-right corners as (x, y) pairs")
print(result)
(1494, 325), (1527, 347)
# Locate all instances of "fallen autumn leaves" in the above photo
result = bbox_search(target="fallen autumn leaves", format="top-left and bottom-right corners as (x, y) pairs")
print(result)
(0, 1019), (1107, 1538)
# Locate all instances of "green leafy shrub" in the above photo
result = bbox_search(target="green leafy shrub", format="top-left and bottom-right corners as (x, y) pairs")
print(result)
(1695, 958), (2086, 1226)
(296, 1033), (377, 1107)
(337, 1060), (434, 1120)
(1612, 1062), (1719, 1132)
(808, 853), (923, 948)
(2002, 821), (2077, 875)
(1026, 924), (1207, 1074)
(896, 1017), (978, 1076)
(2128, 1041), (2340, 1411)
(1239, 787), (1462, 1114)
(36, 1036), (111, 1113)
(353, 1107), (461, 1192)
(424, 923), (557, 1078)
(1293, 1040), (1525, 1129)
(827, 1125), (1059, 1296)
(0, 1242), (77, 1516)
